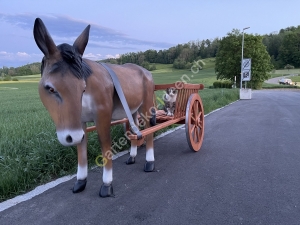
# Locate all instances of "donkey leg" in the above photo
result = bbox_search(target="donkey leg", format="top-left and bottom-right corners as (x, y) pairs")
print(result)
(96, 118), (114, 197)
(144, 133), (155, 172)
(73, 125), (88, 193)
(126, 112), (138, 164)
(99, 151), (114, 197)
(126, 140), (137, 164)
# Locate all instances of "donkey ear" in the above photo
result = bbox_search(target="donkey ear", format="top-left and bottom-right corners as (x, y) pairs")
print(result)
(33, 18), (58, 58)
(73, 25), (90, 56)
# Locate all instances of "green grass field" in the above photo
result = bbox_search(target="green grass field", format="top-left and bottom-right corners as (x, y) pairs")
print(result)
(291, 75), (300, 82)
(272, 68), (300, 75)
(0, 62), (239, 202)
(152, 58), (218, 88)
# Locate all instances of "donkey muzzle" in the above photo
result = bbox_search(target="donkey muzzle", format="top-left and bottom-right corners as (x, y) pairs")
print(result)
(56, 129), (85, 146)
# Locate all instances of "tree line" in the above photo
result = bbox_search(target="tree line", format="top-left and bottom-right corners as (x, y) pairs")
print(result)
(263, 25), (300, 69)
(1, 24), (300, 77)
(103, 38), (220, 70)
(0, 62), (41, 77)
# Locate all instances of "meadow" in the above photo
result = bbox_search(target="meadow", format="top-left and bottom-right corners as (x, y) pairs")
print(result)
(0, 60), (239, 202)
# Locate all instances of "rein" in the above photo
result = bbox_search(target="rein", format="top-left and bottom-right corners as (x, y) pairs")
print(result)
(99, 63), (142, 140)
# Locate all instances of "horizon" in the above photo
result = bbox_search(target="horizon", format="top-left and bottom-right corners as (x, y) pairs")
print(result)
(1, 0), (300, 68)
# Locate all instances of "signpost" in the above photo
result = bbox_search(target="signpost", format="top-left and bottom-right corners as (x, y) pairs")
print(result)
(240, 58), (252, 99)
(242, 58), (251, 81)
(240, 27), (251, 99)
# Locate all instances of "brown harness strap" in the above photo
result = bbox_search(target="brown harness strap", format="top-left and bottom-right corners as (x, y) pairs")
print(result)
(99, 63), (142, 140)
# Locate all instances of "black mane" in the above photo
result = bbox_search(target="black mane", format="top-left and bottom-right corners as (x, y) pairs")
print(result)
(40, 43), (92, 80)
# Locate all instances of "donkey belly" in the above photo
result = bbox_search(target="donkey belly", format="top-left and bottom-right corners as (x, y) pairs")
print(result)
(111, 104), (141, 121)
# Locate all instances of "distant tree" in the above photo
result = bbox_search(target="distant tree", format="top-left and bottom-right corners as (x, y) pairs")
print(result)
(284, 64), (294, 70)
(144, 50), (157, 63)
(2, 66), (8, 75)
(215, 29), (273, 89)
(185, 62), (192, 70)
(173, 59), (186, 69)
(149, 64), (156, 71)
(137, 52), (145, 65)
(141, 61), (150, 70)
(279, 31), (300, 68)
(262, 32), (284, 68)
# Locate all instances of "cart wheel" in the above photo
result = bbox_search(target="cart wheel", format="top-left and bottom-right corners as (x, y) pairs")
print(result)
(185, 93), (204, 151)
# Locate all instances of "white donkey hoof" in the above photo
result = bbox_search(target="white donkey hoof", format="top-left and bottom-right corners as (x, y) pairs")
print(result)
(99, 183), (114, 197)
(72, 179), (87, 193)
(144, 161), (155, 172)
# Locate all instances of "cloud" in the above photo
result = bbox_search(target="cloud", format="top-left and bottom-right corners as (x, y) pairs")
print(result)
(83, 53), (102, 61)
(0, 51), (42, 67)
(0, 51), (13, 59)
(0, 13), (174, 67)
(105, 54), (120, 59)
(0, 13), (173, 50)
(16, 52), (30, 57)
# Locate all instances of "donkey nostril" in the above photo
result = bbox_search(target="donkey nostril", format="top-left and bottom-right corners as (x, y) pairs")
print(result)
(66, 135), (73, 143)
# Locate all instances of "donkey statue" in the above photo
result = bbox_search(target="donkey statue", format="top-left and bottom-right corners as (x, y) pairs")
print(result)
(33, 18), (155, 197)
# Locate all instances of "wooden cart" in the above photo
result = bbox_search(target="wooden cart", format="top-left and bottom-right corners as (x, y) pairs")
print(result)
(86, 82), (205, 151)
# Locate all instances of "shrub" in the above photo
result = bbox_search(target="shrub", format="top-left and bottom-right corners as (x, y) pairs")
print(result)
(185, 62), (192, 70)
(223, 81), (233, 88)
(213, 80), (233, 89)
(284, 64), (294, 70)
(213, 81), (222, 88)
(149, 64), (156, 71)
(141, 61), (150, 70)
(173, 59), (186, 69)
(3, 76), (11, 81)
(12, 78), (19, 81)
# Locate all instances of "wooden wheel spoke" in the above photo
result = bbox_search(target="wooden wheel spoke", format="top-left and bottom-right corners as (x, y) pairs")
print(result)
(190, 124), (196, 135)
(193, 126), (198, 141)
(193, 102), (198, 119)
(191, 116), (196, 123)
(197, 111), (202, 119)
(198, 122), (203, 129)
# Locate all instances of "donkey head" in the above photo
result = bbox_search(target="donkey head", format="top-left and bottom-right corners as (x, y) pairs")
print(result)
(33, 18), (91, 146)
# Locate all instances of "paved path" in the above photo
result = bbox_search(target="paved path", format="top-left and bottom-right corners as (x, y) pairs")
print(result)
(1, 90), (300, 224)
(265, 74), (299, 85)
(265, 76), (283, 84)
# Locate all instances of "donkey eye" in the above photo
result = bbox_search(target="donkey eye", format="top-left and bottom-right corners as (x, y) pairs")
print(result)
(45, 85), (57, 94)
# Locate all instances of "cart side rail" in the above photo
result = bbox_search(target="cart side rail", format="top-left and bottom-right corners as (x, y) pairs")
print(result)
(154, 82), (204, 119)
(154, 82), (204, 91)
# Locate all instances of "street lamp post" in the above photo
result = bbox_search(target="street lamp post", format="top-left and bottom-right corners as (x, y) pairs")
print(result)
(240, 27), (250, 89)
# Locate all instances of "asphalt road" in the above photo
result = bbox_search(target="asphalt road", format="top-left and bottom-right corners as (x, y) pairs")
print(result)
(265, 76), (284, 84)
(265, 75), (299, 85)
(1, 90), (300, 225)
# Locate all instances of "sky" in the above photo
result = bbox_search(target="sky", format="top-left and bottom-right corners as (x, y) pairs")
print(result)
(1, 0), (300, 68)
